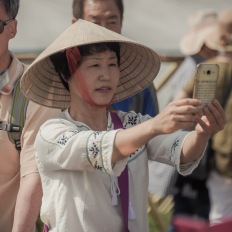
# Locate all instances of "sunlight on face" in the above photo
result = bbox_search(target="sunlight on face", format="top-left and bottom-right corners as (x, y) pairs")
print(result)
(68, 50), (120, 108)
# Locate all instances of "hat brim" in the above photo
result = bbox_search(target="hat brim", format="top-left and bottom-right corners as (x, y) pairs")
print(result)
(180, 25), (216, 55)
(21, 19), (160, 109)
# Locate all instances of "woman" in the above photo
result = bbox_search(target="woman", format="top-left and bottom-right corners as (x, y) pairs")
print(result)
(20, 19), (226, 232)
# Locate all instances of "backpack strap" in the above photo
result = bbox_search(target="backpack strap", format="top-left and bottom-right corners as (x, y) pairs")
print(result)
(8, 78), (29, 150)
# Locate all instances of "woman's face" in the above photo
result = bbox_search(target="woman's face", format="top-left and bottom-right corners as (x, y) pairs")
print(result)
(68, 49), (120, 108)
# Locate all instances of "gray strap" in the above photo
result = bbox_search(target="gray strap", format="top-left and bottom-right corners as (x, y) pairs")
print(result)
(8, 78), (29, 150)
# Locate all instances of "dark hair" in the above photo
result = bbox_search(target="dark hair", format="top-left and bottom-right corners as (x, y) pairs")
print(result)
(0, 0), (20, 19)
(72, 0), (124, 20)
(50, 42), (120, 91)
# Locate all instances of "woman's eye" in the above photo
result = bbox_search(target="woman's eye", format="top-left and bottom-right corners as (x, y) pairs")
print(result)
(108, 20), (118, 25)
(110, 63), (118, 67)
(90, 64), (99, 67)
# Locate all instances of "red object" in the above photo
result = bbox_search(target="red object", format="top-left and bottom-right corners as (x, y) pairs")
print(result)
(172, 216), (209, 232)
(172, 216), (232, 232)
(210, 217), (232, 232)
(66, 47), (81, 75)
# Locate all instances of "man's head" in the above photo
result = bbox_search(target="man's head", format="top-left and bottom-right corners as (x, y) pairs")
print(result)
(0, 0), (19, 19)
(0, 0), (19, 63)
(72, 0), (123, 33)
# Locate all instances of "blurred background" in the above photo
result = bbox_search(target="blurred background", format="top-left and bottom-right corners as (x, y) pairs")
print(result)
(10, 0), (230, 115)
(10, 0), (229, 54)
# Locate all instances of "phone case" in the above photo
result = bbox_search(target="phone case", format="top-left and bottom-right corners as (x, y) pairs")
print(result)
(193, 64), (219, 105)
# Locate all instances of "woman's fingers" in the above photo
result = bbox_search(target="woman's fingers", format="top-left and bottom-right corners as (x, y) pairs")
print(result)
(170, 98), (202, 107)
(158, 99), (203, 131)
(167, 103), (201, 116)
(194, 99), (227, 136)
(211, 99), (227, 124)
(158, 98), (226, 136)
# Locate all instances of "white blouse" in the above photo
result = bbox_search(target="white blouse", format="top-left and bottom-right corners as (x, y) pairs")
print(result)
(35, 110), (202, 232)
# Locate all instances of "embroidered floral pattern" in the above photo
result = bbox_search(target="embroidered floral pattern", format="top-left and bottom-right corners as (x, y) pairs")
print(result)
(121, 112), (144, 161)
(128, 146), (145, 162)
(93, 131), (101, 139)
(170, 138), (180, 163)
(57, 130), (80, 146)
(87, 132), (105, 171)
(94, 161), (103, 171)
(172, 138), (179, 152)
(89, 143), (100, 158)
(129, 147), (143, 158)
(124, 112), (141, 128)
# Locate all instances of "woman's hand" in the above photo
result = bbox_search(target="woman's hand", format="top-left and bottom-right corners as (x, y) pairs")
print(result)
(180, 99), (227, 164)
(153, 98), (203, 134)
(194, 99), (227, 137)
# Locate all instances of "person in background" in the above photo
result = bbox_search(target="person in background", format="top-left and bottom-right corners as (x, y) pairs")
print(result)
(157, 9), (218, 111)
(174, 7), (232, 100)
(71, 0), (159, 116)
(171, 9), (218, 101)
(20, 18), (226, 232)
(0, 1), (60, 231)
(176, 8), (232, 224)
(149, 9), (218, 198)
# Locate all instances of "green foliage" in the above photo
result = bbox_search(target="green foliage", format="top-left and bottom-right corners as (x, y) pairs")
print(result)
(36, 216), (43, 232)
(149, 210), (173, 232)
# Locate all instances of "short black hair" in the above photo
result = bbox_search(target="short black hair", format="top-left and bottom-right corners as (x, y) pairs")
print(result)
(0, 0), (20, 18)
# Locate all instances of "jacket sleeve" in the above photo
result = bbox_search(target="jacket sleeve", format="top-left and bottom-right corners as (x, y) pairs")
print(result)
(147, 131), (205, 176)
(35, 118), (127, 177)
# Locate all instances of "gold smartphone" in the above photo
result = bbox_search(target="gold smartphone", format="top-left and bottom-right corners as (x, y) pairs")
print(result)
(193, 63), (219, 105)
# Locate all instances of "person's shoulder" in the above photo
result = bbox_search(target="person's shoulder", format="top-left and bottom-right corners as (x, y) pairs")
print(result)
(26, 100), (61, 116)
(41, 117), (73, 129)
(9, 51), (25, 68)
(38, 116), (76, 140)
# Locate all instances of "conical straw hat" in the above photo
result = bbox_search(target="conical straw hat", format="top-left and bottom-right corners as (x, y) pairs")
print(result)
(179, 9), (217, 55)
(21, 19), (160, 109)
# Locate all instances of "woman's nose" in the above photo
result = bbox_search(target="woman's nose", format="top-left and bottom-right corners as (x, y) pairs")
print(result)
(99, 68), (111, 80)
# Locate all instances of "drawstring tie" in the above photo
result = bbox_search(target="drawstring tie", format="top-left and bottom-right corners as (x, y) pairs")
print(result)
(110, 175), (120, 205)
(110, 175), (136, 220)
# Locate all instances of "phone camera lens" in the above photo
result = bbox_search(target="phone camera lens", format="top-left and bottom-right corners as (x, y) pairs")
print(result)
(207, 70), (211, 75)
